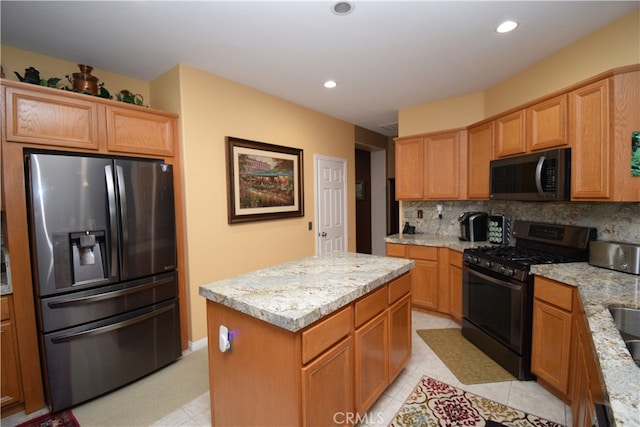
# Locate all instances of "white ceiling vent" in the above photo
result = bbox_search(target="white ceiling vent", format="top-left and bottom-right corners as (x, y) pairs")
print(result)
(380, 122), (398, 133)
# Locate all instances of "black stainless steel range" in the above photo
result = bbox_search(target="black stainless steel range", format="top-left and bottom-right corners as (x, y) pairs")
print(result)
(462, 220), (596, 380)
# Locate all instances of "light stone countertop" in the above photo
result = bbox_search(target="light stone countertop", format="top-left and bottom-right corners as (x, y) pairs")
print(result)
(198, 252), (414, 333)
(384, 233), (484, 252)
(385, 235), (639, 426)
(531, 263), (640, 427)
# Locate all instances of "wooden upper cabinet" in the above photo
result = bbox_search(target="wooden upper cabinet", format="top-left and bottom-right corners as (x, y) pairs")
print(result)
(527, 94), (568, 151)
(395, 136), (424, 199)
(105, 105), (176, 156)
(569, 79), (611, 200)
(495, 110), (526, 158)
(424, 131), (462, 199)
(467, 121), (494, 199)
(4, 85), (100, 149)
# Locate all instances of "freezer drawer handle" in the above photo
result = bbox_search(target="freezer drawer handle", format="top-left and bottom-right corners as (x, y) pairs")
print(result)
(50, 303), (175, 344)
(47, 277), (174, 308)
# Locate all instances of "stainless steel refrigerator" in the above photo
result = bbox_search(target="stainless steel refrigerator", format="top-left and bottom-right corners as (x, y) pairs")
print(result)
(26, 151), (181, 412)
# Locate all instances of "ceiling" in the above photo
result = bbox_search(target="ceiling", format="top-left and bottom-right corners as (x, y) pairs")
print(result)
(1, 1), (638, 137)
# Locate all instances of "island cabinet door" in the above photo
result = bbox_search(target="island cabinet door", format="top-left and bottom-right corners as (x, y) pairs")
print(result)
(302, 337), (353, 427)
(354, 311), (389, 414)
(388, 294), (412, 382)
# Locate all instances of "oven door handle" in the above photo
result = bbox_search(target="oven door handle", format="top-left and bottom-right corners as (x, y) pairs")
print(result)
(463, 265), (522, 290)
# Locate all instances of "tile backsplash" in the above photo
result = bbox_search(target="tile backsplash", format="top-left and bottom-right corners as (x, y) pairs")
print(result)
(401, 201), (640, 244)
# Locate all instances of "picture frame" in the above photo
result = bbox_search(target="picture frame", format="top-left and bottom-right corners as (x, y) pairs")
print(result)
(226, 136), (304, 224)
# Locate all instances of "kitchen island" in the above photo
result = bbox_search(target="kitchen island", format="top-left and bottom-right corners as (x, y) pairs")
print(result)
(199, 252), (414, 426)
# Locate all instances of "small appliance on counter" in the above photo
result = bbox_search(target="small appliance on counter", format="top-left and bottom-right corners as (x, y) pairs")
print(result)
(589, 241), (640, 275)
(458, 211), (488, 242)
(488, 214), (511, 245)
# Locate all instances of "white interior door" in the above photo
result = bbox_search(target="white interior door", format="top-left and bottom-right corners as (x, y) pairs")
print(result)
(315, 155), (347, 255)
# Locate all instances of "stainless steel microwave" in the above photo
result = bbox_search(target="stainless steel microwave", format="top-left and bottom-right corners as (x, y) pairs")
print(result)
(490, 148), (570, 201)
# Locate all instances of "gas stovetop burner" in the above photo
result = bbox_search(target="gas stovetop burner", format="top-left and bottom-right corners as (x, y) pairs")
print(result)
(471, 245), (575, 265)
(463, 221), (597, 282)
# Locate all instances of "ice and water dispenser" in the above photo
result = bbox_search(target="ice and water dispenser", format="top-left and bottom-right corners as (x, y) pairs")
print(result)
(51, 230), (109, 290)
(70, 230), (107, 285)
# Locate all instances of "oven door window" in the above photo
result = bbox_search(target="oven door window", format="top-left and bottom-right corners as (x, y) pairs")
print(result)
(463, 266), (524, 353)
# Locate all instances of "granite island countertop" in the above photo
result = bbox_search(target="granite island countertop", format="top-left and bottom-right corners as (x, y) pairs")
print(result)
(530, 263), (639, 427)
(198, 252), (414, 333)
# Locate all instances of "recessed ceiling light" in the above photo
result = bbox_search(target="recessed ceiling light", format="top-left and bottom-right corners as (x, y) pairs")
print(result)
(331, 1), (354, 16)
(324, 80), (337, 89)
(496, 20), (518, 33)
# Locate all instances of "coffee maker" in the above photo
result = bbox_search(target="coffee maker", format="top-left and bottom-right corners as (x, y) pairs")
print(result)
(458, 212), (488, 242)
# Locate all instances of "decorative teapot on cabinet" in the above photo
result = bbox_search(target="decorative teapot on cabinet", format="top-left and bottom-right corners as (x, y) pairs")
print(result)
(14, 67), (41, 85)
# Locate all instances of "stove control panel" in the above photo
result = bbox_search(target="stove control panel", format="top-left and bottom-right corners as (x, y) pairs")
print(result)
(463, 253), (528, 282)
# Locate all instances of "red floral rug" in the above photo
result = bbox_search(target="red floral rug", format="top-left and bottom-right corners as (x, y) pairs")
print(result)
(389, 376), (565, 427)
(16, 410), (79, 427)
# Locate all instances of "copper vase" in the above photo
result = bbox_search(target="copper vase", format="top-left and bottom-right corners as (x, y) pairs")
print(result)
(71, 64), (99, 94)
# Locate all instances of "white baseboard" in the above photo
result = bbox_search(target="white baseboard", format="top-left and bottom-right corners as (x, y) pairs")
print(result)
(187, 337), (208, 353)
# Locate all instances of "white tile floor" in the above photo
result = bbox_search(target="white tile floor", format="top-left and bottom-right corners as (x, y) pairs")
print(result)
(152, 310), (570, 427)
(5, 310), (570, 427)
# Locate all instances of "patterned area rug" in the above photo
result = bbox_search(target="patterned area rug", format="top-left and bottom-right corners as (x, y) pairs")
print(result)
(15, 410), (80, 427)
(389, 376), (565, 427)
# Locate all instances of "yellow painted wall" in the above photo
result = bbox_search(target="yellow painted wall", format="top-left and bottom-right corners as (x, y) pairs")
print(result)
(1, 45), (150, 103)
(399, 8), (640, 135)
(2, 46), (356, 344)
(484, 8), (640, 116)
(398, 91), (485, 136)
(153, 64), (356, 342)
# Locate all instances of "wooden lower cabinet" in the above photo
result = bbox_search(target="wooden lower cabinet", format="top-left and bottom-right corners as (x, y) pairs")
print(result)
(532, 276), (606, 423)
(302, 337), (354, 427)
(1, 296), (23, 410)
(570, 294), (604, 426)
(448, 250), (463, 323)
(531, 277), (574, 396)
(386, 244), (462, 323)
(205, 273), (412, 426)
(355, 311), (389, 413)
(406, 246), (439, 310)
(389, 294), (412, 381)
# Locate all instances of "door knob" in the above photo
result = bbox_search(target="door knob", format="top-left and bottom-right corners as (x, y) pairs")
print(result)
(319, 232), (327, 237)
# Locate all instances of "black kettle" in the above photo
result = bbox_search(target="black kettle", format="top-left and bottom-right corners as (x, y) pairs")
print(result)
(14, 67), (41, 85)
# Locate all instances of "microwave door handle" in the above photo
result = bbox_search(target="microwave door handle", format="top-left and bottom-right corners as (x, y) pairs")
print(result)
(535, 155), (546, 196)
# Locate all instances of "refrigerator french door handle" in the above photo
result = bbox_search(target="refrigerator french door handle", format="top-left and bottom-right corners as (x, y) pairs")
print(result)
(46, 277), (175, 308)
(115, 165), (129, 277)
(50, 303), (175, 344)
(104, 165), (119, 280)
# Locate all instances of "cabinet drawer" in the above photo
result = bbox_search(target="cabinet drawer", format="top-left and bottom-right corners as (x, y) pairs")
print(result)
(535, 277), (573, 311)
(302, 306), (353, 364)
(449, 250), (463, 266)
(355, 286), (388, 328)
(386, 243), (406, 258)
(388, 272), (411, 304)
(1, 296), (10, 321)
(407, 245), (438, 261)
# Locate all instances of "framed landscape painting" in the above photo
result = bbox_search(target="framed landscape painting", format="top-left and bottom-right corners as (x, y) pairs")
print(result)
(226, 136), (304, 224)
